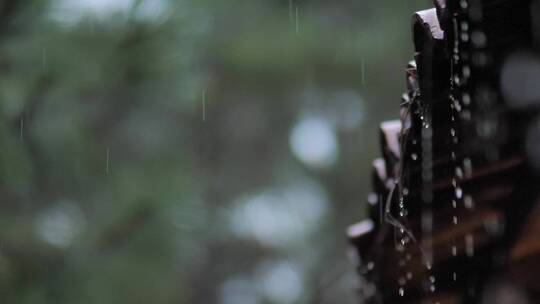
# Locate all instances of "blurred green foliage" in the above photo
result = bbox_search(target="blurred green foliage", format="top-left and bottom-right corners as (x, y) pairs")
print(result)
(0, 0), (429, 303)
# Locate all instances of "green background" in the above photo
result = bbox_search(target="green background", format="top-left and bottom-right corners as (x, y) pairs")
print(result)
(0, 0), (429, 303)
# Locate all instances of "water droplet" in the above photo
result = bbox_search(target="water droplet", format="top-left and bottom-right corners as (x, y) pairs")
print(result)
(462, 93), (471, 105)
(463, 66), (471, 79)
(461, 110), (472, 121)
(455, 187), (463, 199)
(402, 188), (409, 196)
(399, 287), (405, 296)
(464, 195), (474, 209)
(456, 167), (463, 179)
(454, 75), (461, 86)
(471, 30), (487, 47)
(367, 193), (378, 205)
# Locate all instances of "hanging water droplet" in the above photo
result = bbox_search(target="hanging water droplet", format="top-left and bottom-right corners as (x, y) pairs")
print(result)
(402, 188), (409, 196)
(464, 195), (474, 209)
(367, 261), (374, 270)
(402, 236), (410, 244)
(454, 75), (461, 86)
(463, 65), (471, 79)
(454, 99), (463, 112)
(456, 167), (463, 179)
(367, 193), (378, 205)
(399, 287), (405, 296)
(452, 245), (458, 256)
(455, 187), (463, 199)
(471, 30), (487, 48)
(463, 93), (471, 105)
(453, 216), (458, 225)
(411, 153), (418, 161)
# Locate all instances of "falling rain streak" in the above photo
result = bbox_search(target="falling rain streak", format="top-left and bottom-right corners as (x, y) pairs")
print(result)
(202, 90), (206, 122)
(288, 1), (299, 35)
(20, 116), (23, 142)
(295, 5), (299, 35)
(289, 0), (293, 22)
(106, 148), (110, 175)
